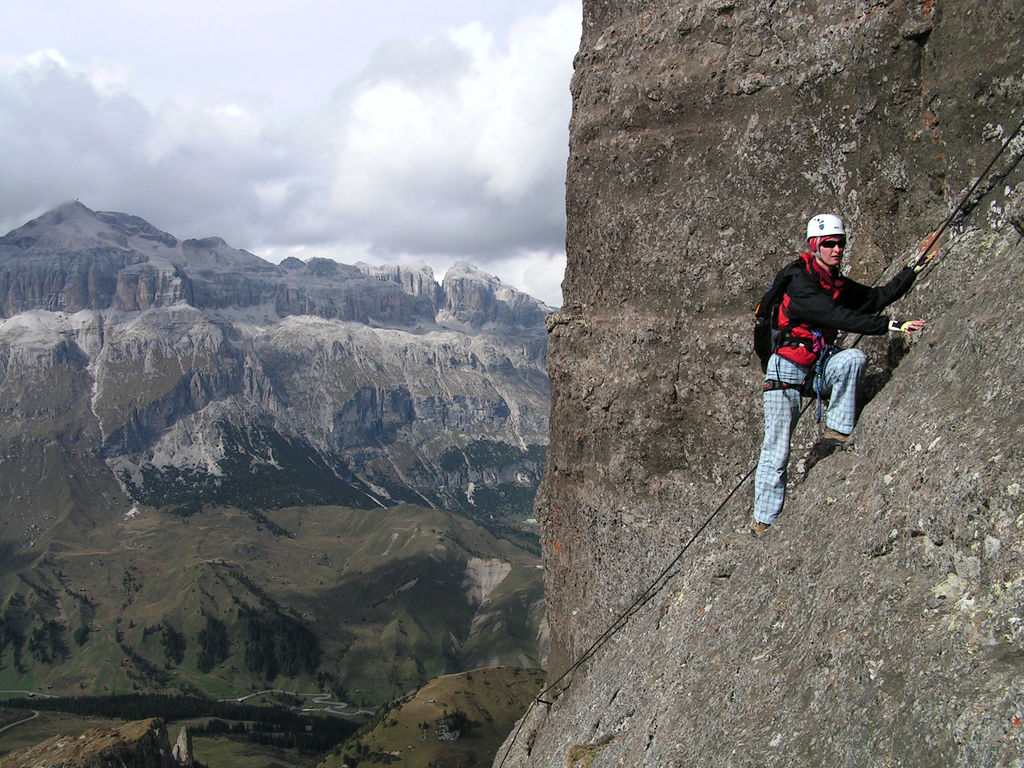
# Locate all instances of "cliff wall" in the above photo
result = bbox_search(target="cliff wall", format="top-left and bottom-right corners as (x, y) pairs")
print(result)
(499, 1), (1024, 766)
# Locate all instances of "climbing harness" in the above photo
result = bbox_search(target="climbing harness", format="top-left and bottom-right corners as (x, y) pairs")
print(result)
(495, 109), (1024, 768)
(761, 379), (806, 394)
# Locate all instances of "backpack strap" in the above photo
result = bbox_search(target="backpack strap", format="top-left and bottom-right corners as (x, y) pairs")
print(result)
(775, 333), (814, 353)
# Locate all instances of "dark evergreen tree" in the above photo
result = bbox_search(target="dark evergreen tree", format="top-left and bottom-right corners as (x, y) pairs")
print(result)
(196, 614), (230, 672)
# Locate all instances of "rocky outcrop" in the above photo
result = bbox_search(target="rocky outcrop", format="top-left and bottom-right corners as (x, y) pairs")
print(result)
(440, 263), (551, 329)
(171, 727), (194, 767)
(272, 260), (434, 324)
(0, 719), (179, 768)
(498, 1), (1024, 767)
(357, 261), (444, 314)
(463, 557), (513, 606)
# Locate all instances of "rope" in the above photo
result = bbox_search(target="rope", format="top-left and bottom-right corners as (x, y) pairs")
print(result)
(911, 112), (1024, 272)
(495, 461), (756, 767)
(495, 108), (1024, 767)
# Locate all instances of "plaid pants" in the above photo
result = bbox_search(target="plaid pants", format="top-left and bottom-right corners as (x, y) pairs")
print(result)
(753, 348), (867, 525)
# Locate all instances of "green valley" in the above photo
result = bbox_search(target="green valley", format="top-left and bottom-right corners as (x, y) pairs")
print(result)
(0, 503), (543, 707)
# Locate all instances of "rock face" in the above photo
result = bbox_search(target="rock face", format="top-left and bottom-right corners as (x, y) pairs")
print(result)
(0, 202), (551, 532)
(171, 727), (194, 767)
(440, 263), (551, 329)
(0, 719), (178, 768)
(498, 2), (1024, 767)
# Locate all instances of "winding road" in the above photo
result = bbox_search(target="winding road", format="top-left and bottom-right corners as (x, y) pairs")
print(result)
(0, 709), (39, 734)
(218, 688), (375, 717)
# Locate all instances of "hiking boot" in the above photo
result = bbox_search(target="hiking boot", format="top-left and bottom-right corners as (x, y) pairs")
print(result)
(750, 520), (771, 538)
(821, 427), (851, 446)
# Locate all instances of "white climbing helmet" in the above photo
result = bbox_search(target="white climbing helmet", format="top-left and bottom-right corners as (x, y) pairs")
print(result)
(806, 213), (845, 240)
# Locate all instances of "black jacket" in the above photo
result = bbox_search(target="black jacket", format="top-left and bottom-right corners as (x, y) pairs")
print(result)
(776, 252), (916, 366)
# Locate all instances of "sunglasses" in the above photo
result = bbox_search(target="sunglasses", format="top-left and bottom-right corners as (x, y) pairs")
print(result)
(820, 238), (846, 249)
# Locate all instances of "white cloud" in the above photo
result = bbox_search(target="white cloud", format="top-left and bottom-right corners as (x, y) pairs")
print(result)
(487, 250), (567, 309)
(0, 51), (152, 210)
(318, 5), (577, 261)
(471, 5), (581, 202)
(0, 1), (580, 307)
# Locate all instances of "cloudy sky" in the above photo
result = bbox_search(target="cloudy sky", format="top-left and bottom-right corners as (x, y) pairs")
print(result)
(0, 1), (581, 306)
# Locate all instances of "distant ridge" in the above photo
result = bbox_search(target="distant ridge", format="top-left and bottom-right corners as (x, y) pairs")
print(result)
(0, 201), (550, 519)
(0, 201), (553, 327)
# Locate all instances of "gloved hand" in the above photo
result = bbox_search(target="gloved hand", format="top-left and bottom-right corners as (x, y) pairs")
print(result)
(911, 252), (937, 273)
(889, 319), (926, 333)
(908, 235), (940, 272)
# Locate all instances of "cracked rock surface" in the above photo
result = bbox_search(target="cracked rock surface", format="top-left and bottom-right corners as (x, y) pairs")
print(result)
(497, 1), (1024, 766)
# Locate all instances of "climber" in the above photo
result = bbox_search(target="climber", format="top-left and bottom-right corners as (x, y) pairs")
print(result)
(751, 214), (926, 537)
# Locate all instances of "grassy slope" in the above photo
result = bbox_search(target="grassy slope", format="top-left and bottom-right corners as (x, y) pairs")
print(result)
(0, 665), (544, 768)
(319, 666), (545, 768)
(0, 503), (542, 706)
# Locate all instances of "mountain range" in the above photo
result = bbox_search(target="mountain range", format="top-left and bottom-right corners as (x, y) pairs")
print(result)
(0, 200), (551, 524)
(0, 201), (550, 703)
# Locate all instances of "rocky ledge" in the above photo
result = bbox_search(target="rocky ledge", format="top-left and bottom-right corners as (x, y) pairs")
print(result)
(0, 719), (193, 768)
